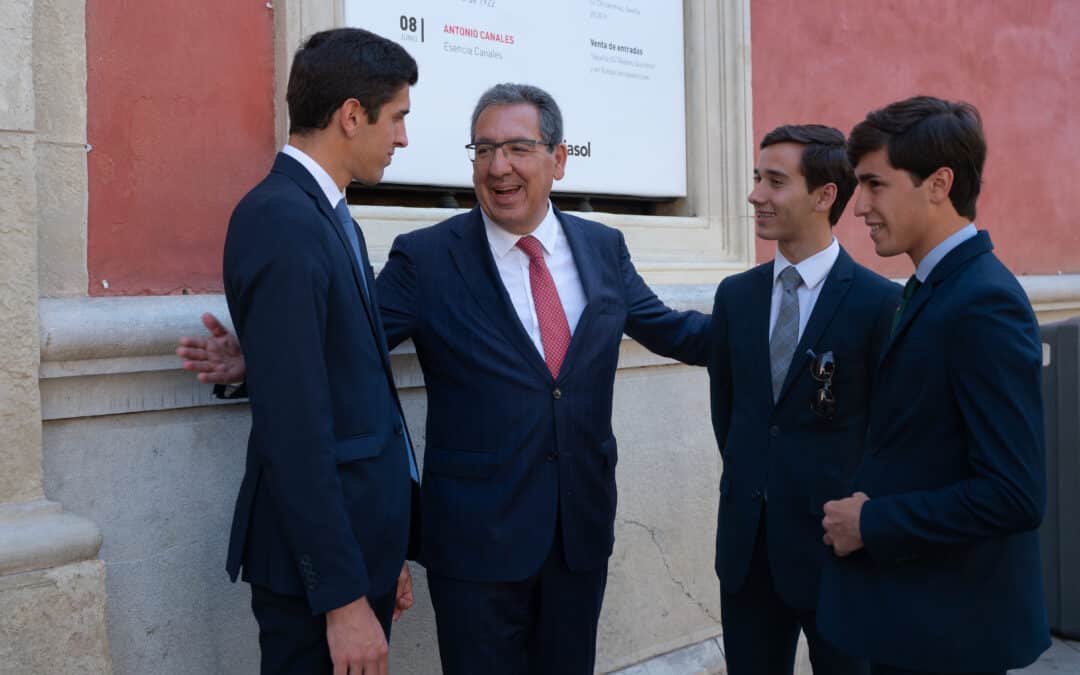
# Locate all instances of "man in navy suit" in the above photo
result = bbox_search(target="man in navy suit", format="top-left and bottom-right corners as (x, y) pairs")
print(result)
(218, 28), (420, 674)
(818, 96), (1049, 675)
(374, 83), (709, 675)
(709, 125), (898, 675)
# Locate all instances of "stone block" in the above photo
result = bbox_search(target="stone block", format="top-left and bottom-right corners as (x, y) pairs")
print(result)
(0, 559), (111, 674)
(0, 0), (35, 132)
(33, 0), (87, 143)
(0, 133), (42, 503)
(36, 141), (88, 297)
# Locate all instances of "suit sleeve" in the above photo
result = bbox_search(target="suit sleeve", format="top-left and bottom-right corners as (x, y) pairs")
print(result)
(860, 287), (1046, 563)
(618, 230), (712, 366)
(708, 281), (733, 458)
(226, 208), (370, 614)
(375, 233), (418, 350)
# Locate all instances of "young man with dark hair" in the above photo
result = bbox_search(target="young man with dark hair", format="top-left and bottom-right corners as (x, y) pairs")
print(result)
(220, 27), (420, 674)
(819, 96), (1049, 675)
(710, 124), (898, 675)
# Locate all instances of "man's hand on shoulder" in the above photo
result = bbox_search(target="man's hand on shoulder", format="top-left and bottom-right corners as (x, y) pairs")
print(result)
(176, 312), (248, 384)
(822, 492), (869, 556)
(326, 595), (389, 675)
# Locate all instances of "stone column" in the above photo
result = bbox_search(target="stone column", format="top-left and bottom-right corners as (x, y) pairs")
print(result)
(0, 0), (111, 671)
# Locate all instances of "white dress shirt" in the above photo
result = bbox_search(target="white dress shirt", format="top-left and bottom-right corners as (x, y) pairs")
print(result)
(281, 144), (345, 209)
(482, 203), (587, 359)
(768, 238), (841, 342)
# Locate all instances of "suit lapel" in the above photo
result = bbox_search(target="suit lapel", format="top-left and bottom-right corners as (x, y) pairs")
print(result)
(554, 209), (602, 381)
(448, 209), (552, 381)
(878, 231), (994, 365)
(272, 154), (390, 371)
(749, 263), (776, 408)
(775, 247), (855, 405)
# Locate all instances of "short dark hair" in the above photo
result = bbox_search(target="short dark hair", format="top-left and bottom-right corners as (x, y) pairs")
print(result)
(286, 28), (418, 134)
(470, 83), (563, 147)
(847, 96), (985, 220)
(760, 124), (855, 226)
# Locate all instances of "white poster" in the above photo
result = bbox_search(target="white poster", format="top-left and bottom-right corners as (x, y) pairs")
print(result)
(344, 1), (687, 197)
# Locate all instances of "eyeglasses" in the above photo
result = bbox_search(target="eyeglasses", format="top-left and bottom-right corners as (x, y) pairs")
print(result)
(808, 349), (836, 418)
(465, 139), (551, 163)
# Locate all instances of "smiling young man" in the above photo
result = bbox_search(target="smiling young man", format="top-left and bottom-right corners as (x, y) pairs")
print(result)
(818, 96), (1049, 675)
(709, 125), (899, 675)
(220, 28), (420, 674)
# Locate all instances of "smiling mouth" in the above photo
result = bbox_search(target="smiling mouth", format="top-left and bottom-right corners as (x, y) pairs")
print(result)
(755, 210), (775, 220)
(492, 185), (523, 199)
(868, 223), (885, 235)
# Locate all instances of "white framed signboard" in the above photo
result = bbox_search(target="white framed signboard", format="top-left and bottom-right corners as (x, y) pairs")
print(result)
(344, 1), (687, 197)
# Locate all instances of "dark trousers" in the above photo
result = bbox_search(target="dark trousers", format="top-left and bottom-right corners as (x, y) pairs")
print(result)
(721, 511), (868, 675)
(871, 666), (1003, 675)
(250, 584), (396, 675)
(427, 517), (608, 675)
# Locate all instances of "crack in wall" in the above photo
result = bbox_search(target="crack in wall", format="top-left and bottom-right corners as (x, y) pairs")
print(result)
(621, 517), (720, 623)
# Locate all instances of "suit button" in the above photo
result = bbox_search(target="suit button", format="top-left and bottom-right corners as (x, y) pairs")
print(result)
(769, 425), (780, 437)
(546, 452), (559, 462)
(394, 425), (403, 436)
(552, 388), (562, 400)
(752, 490), (763, 501)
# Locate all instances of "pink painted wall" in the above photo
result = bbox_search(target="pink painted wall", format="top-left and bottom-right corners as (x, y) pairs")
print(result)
(87, 1), (276, 295)
(751, 0), (1080, 278)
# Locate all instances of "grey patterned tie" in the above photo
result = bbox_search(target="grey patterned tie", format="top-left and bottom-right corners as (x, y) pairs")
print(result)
(770, 266), (803, 402)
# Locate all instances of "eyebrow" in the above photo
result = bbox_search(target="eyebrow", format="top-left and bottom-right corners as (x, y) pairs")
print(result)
(855, 172), (881, 183)
(760, 168), (789, 180)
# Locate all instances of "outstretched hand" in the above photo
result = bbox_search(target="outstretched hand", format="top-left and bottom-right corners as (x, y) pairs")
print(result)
(176, 312), (247, 384)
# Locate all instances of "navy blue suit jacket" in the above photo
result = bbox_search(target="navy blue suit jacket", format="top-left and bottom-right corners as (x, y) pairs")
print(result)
(818, 231), (1050, 671)
(709, 247), (900, 610)
(376, 206), (710, 581)
(223, 154), (416, 614)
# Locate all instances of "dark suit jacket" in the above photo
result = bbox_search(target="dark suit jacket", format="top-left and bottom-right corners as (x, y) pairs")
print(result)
(709, 247), (900, 610)
(223, 153), (416, 614)
(376, 206), (710, 581)
(818, 231), (1050, 671)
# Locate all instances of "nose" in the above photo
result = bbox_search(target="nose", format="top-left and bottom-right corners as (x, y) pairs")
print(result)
(487, 146), (512, 175)
(852, 187), (869, 218)
(748, 184), (764, 206)
(395, 121), (408, 148)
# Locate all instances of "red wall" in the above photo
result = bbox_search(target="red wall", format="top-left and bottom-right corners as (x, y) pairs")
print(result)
(87, 1), (275, 295)
(751, 0), (1080, 278)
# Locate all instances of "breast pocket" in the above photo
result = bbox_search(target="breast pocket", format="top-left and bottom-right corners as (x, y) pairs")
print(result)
(335, 434), (382, 464)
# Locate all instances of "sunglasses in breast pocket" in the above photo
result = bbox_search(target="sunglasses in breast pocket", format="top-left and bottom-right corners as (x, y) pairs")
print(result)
(807, 349), (836, 419)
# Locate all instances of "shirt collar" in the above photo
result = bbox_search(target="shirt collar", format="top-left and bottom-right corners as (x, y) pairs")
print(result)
(773, 237), (840, 291)
(281, 144), (345, 211)
(915, 223), (977, 282)
(482, 202), (560, 259)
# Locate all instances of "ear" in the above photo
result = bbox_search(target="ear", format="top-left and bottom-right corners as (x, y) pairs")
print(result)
(552, 143), (568, 181)
(338, 98), (371, 138)
(813, 182), (838, 215)
(926, 167), (954, 206)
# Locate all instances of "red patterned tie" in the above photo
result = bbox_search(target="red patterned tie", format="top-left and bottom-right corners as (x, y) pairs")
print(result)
(516, 235), (571, 377)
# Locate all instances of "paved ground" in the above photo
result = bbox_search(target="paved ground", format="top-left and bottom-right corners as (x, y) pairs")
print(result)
(608, 636), (1080, 674)
(1013, 637), (1080, 674)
